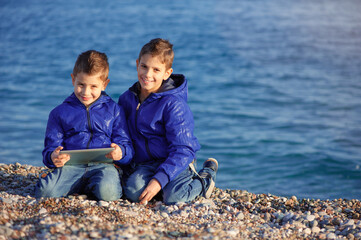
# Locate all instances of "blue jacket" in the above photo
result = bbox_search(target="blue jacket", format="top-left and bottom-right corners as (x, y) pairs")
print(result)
(118, 74), (200, 188)
(43, 92), (134, 168)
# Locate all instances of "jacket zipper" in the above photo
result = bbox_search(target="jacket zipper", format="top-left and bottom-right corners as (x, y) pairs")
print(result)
(86, 105), (94, 149)
(135, 101), (155, 160)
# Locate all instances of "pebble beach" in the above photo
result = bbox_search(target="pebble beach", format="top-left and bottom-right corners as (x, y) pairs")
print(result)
(1, 163), (361, 240)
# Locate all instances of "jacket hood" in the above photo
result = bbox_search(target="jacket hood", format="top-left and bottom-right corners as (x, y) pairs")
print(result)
(129, 74), (188, 102)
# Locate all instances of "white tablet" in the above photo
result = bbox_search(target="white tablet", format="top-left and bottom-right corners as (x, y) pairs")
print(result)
(60, 148), (115, 165)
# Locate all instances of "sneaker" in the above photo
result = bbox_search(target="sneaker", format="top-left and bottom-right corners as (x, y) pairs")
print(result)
(199, 158), (218, 198)
(203, 158), (218, 172)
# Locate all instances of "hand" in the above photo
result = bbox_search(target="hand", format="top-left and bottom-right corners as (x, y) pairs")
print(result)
(51, 146), (70, 167)
(139, 178), (161, 205)
(106, 143), (123, 161)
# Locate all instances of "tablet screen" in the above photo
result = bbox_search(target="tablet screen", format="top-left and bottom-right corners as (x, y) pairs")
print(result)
(60, 148), (115, 165)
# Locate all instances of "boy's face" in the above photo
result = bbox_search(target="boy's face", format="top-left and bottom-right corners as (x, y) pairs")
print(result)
(71, 72), (109, 107)
(136, 53), (173, 95)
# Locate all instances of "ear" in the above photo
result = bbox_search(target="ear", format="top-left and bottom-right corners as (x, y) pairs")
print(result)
(102, 79), (110, 90)
(164, 68), (173, 80)
(136, 59), (139, 68)
(71, 73), (75, 86)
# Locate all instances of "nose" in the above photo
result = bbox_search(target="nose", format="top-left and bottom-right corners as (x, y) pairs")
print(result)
(145, 68), (152, 78)
(82, 86), (90, 95)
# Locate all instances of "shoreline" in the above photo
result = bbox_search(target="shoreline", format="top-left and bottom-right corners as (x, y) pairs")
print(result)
(0, 163), (360, 239)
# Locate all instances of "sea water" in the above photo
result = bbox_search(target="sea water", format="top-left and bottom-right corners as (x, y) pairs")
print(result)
(1, 0), (361, 200)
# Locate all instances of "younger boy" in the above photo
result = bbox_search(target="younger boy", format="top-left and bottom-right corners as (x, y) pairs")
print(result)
(35, 50), (134, 201)
(118, 38), (218, 205)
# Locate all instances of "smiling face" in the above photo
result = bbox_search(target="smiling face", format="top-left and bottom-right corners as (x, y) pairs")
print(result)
(71, 72), (109, 107)
(136, 53), (173, 100)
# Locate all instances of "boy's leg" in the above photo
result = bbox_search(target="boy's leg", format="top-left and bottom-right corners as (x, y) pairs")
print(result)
(123, 163), (158, 202)
(162, 158), (218, 205)
(162, 166), (202, 205)
(35, 166), (85, 198)
(84, 164), (122, 201)
(198, 158), (218, 198)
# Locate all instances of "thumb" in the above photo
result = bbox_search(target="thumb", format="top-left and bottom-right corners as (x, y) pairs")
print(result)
(55, 146), (63, 153)
(110, 143), (119, 150)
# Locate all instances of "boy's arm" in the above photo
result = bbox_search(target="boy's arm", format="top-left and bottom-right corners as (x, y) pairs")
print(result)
(42, 111), (65, 168)
(111, 105), (134, 166)
(153, 99), (200, 188)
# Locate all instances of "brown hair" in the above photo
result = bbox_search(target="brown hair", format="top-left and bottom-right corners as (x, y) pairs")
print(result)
(138, 38), (174, 70)
(73, 50), (109, 81)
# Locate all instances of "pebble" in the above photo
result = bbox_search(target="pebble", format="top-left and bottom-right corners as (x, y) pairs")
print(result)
(312, 226), (321, 233)
(326, 232), (337, 239)
(1, 163), (361, 240)
(306, 215), (315, 221)
(304, 228), (311, 235)
(98, 200), (109, 207)
(344, 219), (355, 226)
(355, 232), (361, 238)
(161, 212), (169, 218)
(39, 208), (47, 215)
(283, 212), (294, 222)
(27, 199), (37, 205)
(226, 229), (239, 237)
(236, 212), (244, 220)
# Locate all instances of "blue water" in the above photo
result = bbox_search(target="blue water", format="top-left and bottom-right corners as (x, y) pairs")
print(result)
(1, 0), (361, 200)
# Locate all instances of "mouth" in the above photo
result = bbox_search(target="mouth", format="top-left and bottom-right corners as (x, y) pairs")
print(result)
(142, 78), (153, 85)
(81, 96), (91, 101)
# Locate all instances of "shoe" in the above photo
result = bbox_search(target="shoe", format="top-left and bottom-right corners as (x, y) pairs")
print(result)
(199, 158), (218, 198)
(203, 158), (218, 172)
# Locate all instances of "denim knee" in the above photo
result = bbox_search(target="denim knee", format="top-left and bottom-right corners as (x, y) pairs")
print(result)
(124, 186), (141, 202)
(34, 171), (70, 198)
(34, 182), (55, 198)
(95, 181), (122, 201)
(124, 175), (148, 202)
(162, 167), (204, 205)
(88, 165), (123, 201)
(163, 193), (181, 205)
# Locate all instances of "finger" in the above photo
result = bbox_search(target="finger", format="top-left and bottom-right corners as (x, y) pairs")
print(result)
(106, 144), (117, 158)
(139, 192), (146, 201)
(55, 146), (63, 153)
(110, 143), (119, 150)
(139, 192), (149, 204)
(140, 198), (148, 205)
(139, 189), (148, 201)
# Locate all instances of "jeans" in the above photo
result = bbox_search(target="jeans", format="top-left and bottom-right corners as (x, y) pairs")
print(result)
(123, 161), (216, 205)
(35, 163), (122, 201)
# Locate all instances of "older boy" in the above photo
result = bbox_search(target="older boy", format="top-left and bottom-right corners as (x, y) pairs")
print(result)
(35, 50), (133, 201)
(118, 38), (218, 205)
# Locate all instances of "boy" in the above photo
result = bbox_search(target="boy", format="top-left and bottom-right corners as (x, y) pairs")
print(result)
(118, 38), (218, 205)
(35, 50), (134, 201)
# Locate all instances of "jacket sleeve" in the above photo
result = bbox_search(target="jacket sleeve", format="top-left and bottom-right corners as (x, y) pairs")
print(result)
(118, 91), (131, 116)
(153, 98), (200, 188)
(112, 104), (134, 166)
(42, 110), (64, 168)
